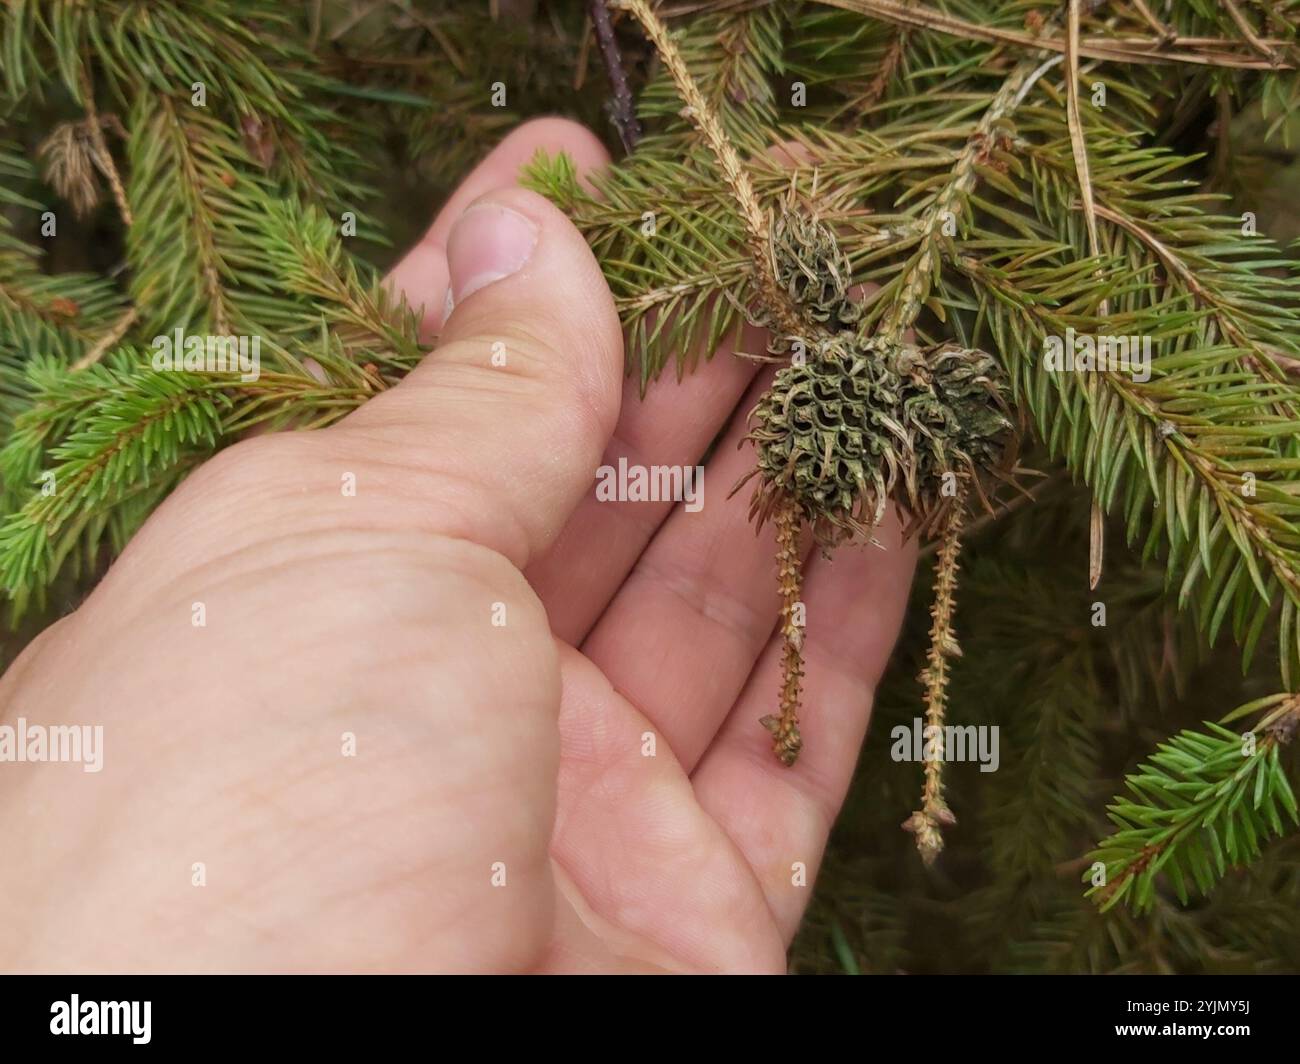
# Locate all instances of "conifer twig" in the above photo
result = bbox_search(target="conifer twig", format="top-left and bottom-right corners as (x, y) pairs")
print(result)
(77, 69), (133, 228)
(854, 20), (908, 113)
(904, 494), (964, 863)
(614, 0), (802, 335)
(589, 0), (643, 153)
(876, 10), (1057, 343)
(1222, 0), (1278, 61)
(959, 255), (1300, 629)
(761, 496), (805, 766)
(1064, 0), (1108, 589)
(72, 307), (138, 371)
(1089, 696), (1300, 912)
(1129, 0), (1174, 43)
(817, 0), (1296, 69)
(1064, 1), (1104, 302)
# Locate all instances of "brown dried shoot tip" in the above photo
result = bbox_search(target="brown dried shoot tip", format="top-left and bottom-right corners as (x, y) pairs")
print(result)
(766, 495), (805, 766)
(907, 494), (966, 862)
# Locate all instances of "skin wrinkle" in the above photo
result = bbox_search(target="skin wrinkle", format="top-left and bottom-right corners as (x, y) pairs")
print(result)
(11, 528), (559, 962)
(543, 863), (684, 974)
(624, 551), (775, 650)
(548, 650), (786, 972)
(239, 755), (532, 909)
(154, 446), (543, 590)
(529, 411), (721, 643)
(93, 533), (540, 660)
(325, 426), (597, 570)
(548, 788), (781, 972)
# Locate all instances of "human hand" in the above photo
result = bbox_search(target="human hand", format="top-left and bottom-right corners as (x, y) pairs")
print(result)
(0, 119), (916, 973)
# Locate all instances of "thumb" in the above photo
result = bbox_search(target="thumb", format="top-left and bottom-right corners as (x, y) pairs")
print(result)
(336, 185), (624, 568)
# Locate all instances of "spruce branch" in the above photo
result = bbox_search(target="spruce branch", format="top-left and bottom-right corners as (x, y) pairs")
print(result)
(1087, 695), (1300, 913)
(258, 199), (423, 376)
(524, 137), (942, 381)
(0, 144), (128, 366)
(11, 1), (313, 121)
(0, 252), (123, 358)
(125, 93), (275, 336)
(954, 252), (1300, 682)
(0, 365), (228, 614)
(637, 3), (784, 140)
(614, 0), (802, 335)
(6, 0), (1300, 953)
(0, 353), (372, 611)
(869, 10), (1061, 343)
(1086, 202), (1300, 396)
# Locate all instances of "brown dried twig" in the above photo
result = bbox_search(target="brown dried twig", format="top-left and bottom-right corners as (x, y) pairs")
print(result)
(589, 0), (644, 153)
(903, 495), (965, 864)
(72, 307), (140, 371)
(760, 497), (805, 766)
(818, 0), (1297, 69)
(1063, 0), (1109, 589)
(77, 69), (133, 228)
